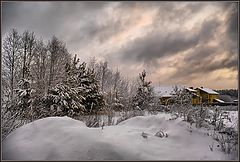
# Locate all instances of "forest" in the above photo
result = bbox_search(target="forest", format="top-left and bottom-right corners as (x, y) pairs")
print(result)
(2, 29), (159, 138)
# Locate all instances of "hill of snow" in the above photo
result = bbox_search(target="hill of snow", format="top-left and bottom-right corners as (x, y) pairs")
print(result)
(2, 114), (235, 160)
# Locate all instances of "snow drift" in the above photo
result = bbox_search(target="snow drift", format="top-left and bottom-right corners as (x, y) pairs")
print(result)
(2, 114), (233, 160)
(2, 117), (137, 160)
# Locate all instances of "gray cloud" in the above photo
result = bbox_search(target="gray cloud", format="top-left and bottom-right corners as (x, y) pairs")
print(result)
(2, 1), (238, 89)
(67, 1), (163, 46)
(68, 14), (127, 46)
(2, 2), (109, 40)
(168, 37), (238, 83)
(226, 3), (238, 42)
(178, 51), (237, 78)
(120, 31), (199, 64)
(118, 18), (220, 65)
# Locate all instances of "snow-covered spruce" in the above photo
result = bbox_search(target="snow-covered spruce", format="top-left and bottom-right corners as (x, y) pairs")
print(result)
(132, 70), (155, 111)
(43, 55), (105, 117)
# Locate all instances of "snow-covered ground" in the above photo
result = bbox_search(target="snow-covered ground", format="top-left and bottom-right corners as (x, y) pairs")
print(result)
(3, 113), (237, 160)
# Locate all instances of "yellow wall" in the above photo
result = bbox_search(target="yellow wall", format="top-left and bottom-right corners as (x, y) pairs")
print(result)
(192, 98), (197, 105)
(160, 97), (172, 105)
(209, 94), (218, 104)
(196, 88), (218, 104)
(160, 88), (218, 106)
(192, 97), (201, 105)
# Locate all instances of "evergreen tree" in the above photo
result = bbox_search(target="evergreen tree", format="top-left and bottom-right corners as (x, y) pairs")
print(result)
(15, 79), (34, 120)
(44, 83), (86, 117)
(132, 70), (154, 110)
(43, 55), (85, 117)
(80, 67), (105, 114)
(43, 55), (105, 117)
(112, 91), (124, 111)
(74, 58), (105, 114)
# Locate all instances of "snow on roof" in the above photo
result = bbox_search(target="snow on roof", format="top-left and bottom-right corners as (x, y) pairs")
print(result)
(154, 85), (184, 97)
(214, 98), (225, 103)
(192, 93), (200, 97)
(185, 88), (197, 92)
(197, 87), (219, 95)
(161, 94), (173, 98)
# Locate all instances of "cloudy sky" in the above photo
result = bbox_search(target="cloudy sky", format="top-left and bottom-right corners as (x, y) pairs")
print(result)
(2, 1), (238, 89)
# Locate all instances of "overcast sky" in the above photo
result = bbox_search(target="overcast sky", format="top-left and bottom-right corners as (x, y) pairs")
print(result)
(2, 1), (238, 89)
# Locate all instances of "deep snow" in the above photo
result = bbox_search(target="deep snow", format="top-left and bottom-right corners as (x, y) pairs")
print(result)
(2, 113), (236, 160)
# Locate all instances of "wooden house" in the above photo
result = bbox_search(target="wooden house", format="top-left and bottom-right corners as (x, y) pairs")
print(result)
(195, 87), (219, 105)
(185, 87), (202, 105)
(159, 95), (173, 105)
(155, 86), (221, 106)
(154, 86), (177, 106)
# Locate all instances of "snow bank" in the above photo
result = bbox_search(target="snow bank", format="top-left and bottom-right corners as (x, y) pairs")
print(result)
(2, 116), (137, 160)
(3, 114), (235, 160)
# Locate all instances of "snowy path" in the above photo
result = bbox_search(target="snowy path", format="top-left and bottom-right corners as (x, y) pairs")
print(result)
(2, 113), (234, 160)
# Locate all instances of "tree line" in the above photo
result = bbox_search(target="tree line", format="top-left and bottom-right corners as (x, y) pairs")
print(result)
(215, 89), (238, 98)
